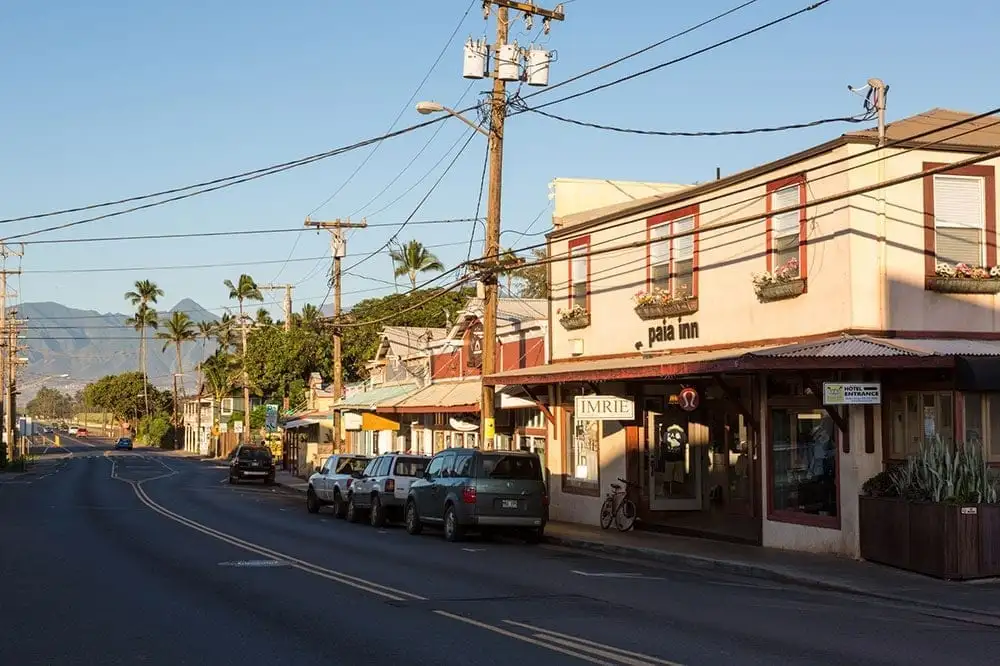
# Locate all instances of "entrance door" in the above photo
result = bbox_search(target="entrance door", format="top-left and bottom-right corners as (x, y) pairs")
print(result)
(645, 398), (702, 511)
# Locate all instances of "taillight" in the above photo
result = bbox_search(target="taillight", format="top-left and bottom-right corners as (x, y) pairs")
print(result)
(346, 478), (353, 488)
(462, 486), (477, 504)
(542, 493), (549, 507)
(385, 479), (396, 492)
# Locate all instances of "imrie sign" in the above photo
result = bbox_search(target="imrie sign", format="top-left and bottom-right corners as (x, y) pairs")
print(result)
(574, 396), (635, 421)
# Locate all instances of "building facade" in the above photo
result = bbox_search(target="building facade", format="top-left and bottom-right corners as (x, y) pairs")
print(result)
(485, 108), (1000, 556)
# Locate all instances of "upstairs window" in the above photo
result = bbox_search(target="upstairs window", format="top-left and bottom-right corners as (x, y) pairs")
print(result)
(766, 176), (807, 279)
(647, 206), (698, 298)
(568, 236), (590, 310)
(933, 174), (985, 267)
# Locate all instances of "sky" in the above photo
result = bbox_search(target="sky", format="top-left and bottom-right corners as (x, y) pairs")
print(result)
(0, 0), (996, 320)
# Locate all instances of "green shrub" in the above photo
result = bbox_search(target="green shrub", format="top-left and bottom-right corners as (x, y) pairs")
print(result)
(861, 468), (899, 498)
(878, 436), (1000, 504)
(137, 414), (177, 449)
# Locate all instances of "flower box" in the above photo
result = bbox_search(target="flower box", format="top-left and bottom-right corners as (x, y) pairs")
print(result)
(859, 497), (1000, 580)
(927, 277), (1000, 294)
(755, 278), (805, 303)
(634, 297), (698, 320)
(559, 312), (591, 330)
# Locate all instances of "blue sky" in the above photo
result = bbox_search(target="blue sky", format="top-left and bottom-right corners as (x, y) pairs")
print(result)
(1, 0), (996, 318)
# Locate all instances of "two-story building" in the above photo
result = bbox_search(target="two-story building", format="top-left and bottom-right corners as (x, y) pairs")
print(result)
(182, 389), (262, 457)
(484, 108), (1000, 557)
(283, 372), (339, 475)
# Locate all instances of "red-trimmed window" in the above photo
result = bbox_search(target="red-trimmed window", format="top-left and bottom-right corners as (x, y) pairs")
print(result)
(922, 163), (996, 274)
(567, 236), (590, 310)
(646, 205), (698, 298)
(766, 175), (807, 279)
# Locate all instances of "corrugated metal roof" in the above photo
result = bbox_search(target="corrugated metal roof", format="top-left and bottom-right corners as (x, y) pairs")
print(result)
(335, 383), (418, 411)
(750, 336), (925, 358)
(888, 339), (1000, 357)
(845, 108), (1000, 150)
(378, 379), (480, 411)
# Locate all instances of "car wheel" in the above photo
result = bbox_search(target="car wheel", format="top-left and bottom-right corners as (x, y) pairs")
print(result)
(229, 474), (238, 485)
(443, 505), (463, 543)
(405, 501), (423, 535)
(306, 488), (320, 514)
(333, 491), (347, 519)
(346, 495), (360, 523)
(369, 495), (386, 527)
(523, 526), (545, 544)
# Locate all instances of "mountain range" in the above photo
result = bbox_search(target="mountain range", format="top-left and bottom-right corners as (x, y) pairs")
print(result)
(20, 298), (221, 400)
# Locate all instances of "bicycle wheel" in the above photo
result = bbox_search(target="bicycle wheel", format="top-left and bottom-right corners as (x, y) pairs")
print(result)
(599, 496), (615, 529)
(615, 498), (637, 531)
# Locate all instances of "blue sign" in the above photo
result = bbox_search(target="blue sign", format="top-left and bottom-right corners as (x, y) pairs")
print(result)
(265, 404), (279, 431)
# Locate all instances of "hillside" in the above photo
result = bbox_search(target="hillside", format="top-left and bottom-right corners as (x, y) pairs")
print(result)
(20, 299), (220, 397)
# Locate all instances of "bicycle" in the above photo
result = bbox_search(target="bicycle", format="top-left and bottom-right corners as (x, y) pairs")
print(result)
(600, 477), (638, 531)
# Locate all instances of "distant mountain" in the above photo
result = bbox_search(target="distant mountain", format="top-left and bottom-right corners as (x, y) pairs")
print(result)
(19, 299), (220, 398)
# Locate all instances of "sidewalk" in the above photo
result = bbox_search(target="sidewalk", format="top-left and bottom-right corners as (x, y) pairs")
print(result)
(275, 470), (308, 493)
(545, 521), (1000, 620)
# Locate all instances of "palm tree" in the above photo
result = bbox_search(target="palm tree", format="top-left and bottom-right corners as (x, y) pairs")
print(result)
(200, 351), (239, 457)
(156, 312), (197, 428)
(297, 303), (322, 331)
(390, 240), (445, 290)
(124, 280), (164, 414)
(255, 308), (273, 327)
(214, 313), (237, 351)
(194, 320), (216, 448)
(223, 274), (263, 443)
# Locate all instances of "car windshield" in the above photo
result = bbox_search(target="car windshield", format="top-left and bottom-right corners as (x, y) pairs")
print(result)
(393, 457), (428, 477)
(240, 448), (272, 461)
(118, 439), (130, 445)
(479, 454), (542, 480)
(335, 457), (369, 474)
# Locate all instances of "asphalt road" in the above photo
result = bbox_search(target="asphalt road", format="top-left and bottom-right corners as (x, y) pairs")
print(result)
(2, 440), (1000, 665)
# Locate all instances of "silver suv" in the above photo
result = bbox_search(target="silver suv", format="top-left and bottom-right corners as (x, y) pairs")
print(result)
(347, 453), (431, 527)
(405, 448), (548, 543)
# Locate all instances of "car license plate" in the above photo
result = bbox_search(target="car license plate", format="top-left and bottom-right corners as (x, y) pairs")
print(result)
(502, 499), (518, 509)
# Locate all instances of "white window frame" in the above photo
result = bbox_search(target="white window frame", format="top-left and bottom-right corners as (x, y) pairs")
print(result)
(933, 174), (986, 267)
(771, 183), (802, 273)
(649, 215), (695, 297)
(221, 397), (234, 416)
(568, 241), (589, 310)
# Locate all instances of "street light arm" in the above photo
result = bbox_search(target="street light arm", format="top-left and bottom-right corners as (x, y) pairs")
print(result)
(416, 102), (489, 138)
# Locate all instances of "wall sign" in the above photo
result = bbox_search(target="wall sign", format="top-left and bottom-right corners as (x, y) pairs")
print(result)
(822, 382), (882, 405)
(467, 321), (483, 369)
(647, 317), (699, 348)
(574, 396), (635, 421)
(677, 387), (700, 411)
(342, 412), (362, 431)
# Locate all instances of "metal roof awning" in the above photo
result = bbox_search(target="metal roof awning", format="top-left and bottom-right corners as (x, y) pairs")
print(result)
(335, 384), (418, 411)
(282, 416), (330, 429)
(377, 380), (480, 414)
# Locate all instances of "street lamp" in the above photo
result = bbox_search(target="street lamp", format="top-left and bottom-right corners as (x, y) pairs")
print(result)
(415, 101), (490, 138)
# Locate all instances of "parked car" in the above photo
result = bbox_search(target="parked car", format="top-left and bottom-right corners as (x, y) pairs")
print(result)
(114, 437), (133, 451)
(306, 454), (371, 517)
(68, 426), (78, 435)
(346, 453), (430, 526)
(405, 448), (547, 543)
(228, 445), (275, 485)
(76, 428), (88, 437)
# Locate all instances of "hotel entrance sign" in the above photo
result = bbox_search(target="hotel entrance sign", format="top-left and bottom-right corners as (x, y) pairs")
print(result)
(822, 382), (882, 405)
(574, 396), (635, 421)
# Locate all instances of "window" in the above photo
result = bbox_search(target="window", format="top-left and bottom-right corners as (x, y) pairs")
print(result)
(221, 398), (235, 416)
(568, 236), (590, 311)
(480, 453), (542, 480)
(373, 457), (392, 477)
(924, 163), (996, 276)
(766, 176), (806, 277)
(452, 453), (474, 477)
(425, 455), (446, 479)
(565, 410), (599, 490)
(932, 175), (986, 266)
(886, 391), (954, 459)
(962, 393), (1000, 464)
(335, 456), (368, 475)
(393, 457), (429, 477)
(647, 206), (698, 297)
(361, 458), (379, 477)
(769, 409), (837, 524)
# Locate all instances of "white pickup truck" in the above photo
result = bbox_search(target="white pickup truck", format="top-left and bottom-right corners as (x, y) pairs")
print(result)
(306, 454), (371, 518)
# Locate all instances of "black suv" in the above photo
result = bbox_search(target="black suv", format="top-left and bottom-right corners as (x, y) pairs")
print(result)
(229, 445), (275, 485)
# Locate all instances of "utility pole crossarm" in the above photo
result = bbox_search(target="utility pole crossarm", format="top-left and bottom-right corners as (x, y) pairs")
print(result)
(489, 0), (565, 21)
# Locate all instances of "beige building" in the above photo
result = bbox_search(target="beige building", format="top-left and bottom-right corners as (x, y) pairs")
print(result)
(486, 108), (1000, 556)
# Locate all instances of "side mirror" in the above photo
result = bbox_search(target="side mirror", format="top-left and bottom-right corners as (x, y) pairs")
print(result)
(314, 466), (322, 474)
(423, 471), (432, 481)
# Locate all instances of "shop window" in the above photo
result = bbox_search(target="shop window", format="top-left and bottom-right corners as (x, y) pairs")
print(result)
(647, 206), (697, 298)
(766, 176), (806, 277)
(769, 408), (838, 526)
(886, 391), (954, 459)
(565, 410), (600, 491)
(568, 236), (590, 311)
(962, 393), (1000, 464)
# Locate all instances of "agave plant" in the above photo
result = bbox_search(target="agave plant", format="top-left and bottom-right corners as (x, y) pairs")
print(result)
(889, 436), (1000, 504)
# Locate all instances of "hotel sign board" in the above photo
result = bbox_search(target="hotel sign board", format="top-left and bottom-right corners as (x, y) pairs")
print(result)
(822, 382), (882, 406)
(574, 396), (635, 421)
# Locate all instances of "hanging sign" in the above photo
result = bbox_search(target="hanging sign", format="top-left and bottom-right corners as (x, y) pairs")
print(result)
(233, 421), (244, 434)
(822, 382), (881, 405)
(677, 387), (700, 412)
(342, 412), (363, 431)
(574, 396), (635, 421)
(265, 404), (279, 431)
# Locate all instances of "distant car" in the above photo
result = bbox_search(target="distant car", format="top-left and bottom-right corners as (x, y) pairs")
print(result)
(76, 428), (88, 437)
(68, 426), (79, 435)
(115, 437), (133, 450)
(43, 427), (53, 434)
(229, 445), (276, 485)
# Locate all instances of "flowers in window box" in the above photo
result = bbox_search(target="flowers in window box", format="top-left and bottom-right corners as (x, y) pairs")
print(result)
(557, 304), (591, 330)
(632, 285), (698, 319)
(934, 262), (1000, 279)
(751, 259), (803, 302)
(930, 262), (1000, 294)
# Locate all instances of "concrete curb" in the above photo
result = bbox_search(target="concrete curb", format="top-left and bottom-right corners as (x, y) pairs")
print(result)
(275, 478), (308, 494)
(542, 533), (1000, 623)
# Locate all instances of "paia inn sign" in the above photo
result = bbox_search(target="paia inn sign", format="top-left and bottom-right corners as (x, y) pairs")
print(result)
(574, 396), (635, 421)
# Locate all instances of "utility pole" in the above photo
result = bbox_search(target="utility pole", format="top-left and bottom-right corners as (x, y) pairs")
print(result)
(260, 284), (295, 331)
(477, 1), (564, 449)
(304, 217), (367, 452)
(0, 243), (23, 463)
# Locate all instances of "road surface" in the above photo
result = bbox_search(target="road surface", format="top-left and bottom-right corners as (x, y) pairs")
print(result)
(2, 440), (999, 665)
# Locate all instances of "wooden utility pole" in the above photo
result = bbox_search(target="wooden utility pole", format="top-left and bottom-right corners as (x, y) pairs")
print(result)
(478, 1), (564, 448)
(0, 243), (23, 462)
(260, 283), (295, 331)
(304, 217), (367, 451)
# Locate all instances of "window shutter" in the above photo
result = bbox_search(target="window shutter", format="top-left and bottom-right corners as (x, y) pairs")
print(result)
(936, 227), (982, 266)
(571, 253), (587, 284)
(772, 185), (800, 236)
(649, 224), (669, 264)
(934, 175), (984, 230)
(672, 216), (694, 261)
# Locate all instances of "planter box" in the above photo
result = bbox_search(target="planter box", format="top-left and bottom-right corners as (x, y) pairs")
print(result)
(859, 496), (1000, 580)
(755, 278), (805, 303)
(927, 277), (1000, 294)
(634, 297), (699, 320)
(559, 312), (591, 330)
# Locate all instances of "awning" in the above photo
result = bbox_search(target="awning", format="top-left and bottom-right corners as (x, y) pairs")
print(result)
(377, 380), (480, 414)
(335, 384), (418, 411)
(282, 417), (329, 429)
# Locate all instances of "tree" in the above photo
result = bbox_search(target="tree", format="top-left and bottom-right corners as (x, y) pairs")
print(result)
(389, 240), (445, 289)
(224, 274), (263, 441)
(124, 279), (164, 414)
(156, 311), (196, 426)
(294, 303), (323, 332)
(25, 386), (74, 419)
(498, 247), (519, 296)
(513, 248), (548, 298)
(200, 351), (239, 415)
(81, 372), (167, 426)
(215, 313), (237, 351)
(245, 324), (332, 402)
(255, 308), (273, 327)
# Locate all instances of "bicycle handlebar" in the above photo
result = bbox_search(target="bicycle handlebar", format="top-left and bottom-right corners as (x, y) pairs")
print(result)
(617, 477), (640, 488)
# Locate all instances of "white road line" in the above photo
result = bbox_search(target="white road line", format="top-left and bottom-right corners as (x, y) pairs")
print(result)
(503, 621), (685, 666)
(434, 611), (611, 665)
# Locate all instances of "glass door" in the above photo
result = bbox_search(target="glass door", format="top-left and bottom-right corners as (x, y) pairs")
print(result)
(646, 399), (701, 511)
